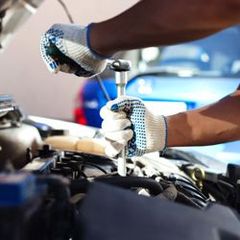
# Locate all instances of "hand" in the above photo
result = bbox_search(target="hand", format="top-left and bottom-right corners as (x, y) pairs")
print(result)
(100, 96), (168, 157)
(40, 23), (108, 77)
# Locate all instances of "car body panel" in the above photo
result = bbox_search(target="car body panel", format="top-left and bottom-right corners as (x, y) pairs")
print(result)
(127, 76), (239, 107)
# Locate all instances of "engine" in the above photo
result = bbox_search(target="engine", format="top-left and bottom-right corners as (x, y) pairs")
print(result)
(0, 97), (240, 240)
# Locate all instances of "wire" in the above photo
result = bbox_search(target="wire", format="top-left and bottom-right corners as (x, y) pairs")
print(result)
(56, 0), (74, 23)
(82, 162), (108, 174)
(96, 75), (112, 101)
(56, 0), (112, 103)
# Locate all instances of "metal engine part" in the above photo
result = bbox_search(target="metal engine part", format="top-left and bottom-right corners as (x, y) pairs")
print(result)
(0, 123), (42, 169)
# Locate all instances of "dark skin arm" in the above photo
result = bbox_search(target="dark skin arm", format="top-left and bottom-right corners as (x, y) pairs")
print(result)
(88, 0), (240, 147)
(167, 86), (240, 147)
(90, 0), (240, 56)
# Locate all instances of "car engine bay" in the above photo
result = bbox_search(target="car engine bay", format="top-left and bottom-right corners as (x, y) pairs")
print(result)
(1, 1), (240, 239)
(0, 97), (240, 240)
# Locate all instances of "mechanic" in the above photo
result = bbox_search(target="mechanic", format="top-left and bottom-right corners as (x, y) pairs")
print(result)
(40, 0), (240, 157)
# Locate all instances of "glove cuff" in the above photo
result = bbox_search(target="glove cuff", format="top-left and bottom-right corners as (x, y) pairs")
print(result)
(146, 113), (168, 153)
(86, 23), (111, 60)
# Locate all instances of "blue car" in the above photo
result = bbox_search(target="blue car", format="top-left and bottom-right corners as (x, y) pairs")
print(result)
(74, 26), (240, 159)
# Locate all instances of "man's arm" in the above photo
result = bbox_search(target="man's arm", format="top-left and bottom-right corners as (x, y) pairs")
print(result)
(167, 87), (240, 147)
(41, 0), (240, 76)
(100, 87), (240, 158)
(90, 0), (240, 56)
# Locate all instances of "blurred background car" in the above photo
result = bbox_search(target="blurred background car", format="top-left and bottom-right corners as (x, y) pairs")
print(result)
(74, 25), (240, 162)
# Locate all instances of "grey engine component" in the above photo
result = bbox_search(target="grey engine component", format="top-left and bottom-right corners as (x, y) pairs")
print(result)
(0, 123), (42, 169)
(0, 0), (44, 50)
(0, 96), (42, 170)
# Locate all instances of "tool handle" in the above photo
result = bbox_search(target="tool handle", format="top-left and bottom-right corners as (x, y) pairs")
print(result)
(115, 71), (128, 176)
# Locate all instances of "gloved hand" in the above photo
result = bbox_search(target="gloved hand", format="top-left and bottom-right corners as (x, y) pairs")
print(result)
(100, 96), (168, 157)
(40, 23), (108, 77)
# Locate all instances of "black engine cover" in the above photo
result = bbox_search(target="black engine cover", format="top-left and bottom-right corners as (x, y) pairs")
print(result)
(79, 183), (240, 240)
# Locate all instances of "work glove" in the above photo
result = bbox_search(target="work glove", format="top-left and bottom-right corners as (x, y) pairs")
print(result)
(100, 96), (168, 158)
(40, 23), (108, 77)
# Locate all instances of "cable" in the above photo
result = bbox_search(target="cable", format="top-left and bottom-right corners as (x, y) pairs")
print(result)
(82, 162), (108, 174)
(96, 75), (112, 101)
(56, 0), (74, 23)
(56, 0), (112, 103)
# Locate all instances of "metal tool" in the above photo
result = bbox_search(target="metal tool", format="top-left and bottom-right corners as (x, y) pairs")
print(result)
(44, 45), (132, 175)
(109, 59), (131, 176)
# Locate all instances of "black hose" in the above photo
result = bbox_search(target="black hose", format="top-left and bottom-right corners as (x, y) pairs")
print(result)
(96, 176), (163, 195)
(70, 176), (163, 196)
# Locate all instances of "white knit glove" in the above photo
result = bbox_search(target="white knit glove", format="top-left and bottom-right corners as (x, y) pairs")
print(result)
(100, 96), (168, 158)
(40, 23), (107, 77)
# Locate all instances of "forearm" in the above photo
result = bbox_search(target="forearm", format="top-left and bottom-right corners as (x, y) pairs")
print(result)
(167, 88), (240, 147)
(90, 0), (240, 56)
